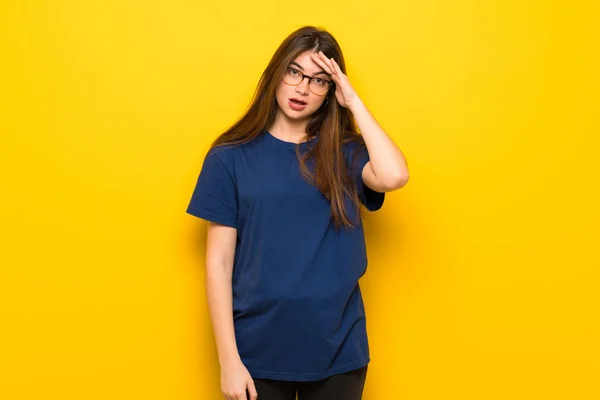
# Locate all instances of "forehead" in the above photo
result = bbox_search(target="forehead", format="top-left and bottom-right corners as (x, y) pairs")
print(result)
(290, 50), (326, 74)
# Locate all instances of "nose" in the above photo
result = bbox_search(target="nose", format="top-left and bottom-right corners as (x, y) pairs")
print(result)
(295, 76), (310, 95)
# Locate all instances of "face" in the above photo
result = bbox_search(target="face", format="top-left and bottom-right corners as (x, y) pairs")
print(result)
(274, 50), (332, 120)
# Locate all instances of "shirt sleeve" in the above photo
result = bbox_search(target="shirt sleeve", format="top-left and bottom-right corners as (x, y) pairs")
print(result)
(186, 148), (238, 228)
(345, 139), (385, 212)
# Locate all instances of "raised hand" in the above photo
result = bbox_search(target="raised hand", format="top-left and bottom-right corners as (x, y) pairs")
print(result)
(310, 51), (361, 110)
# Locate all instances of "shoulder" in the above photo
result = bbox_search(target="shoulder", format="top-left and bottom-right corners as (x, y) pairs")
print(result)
(342, 130), (366, 148)
(205, 142), (246, 166)
(341, 131), (363, 144)
(198, 145), (238, 182)
(203, 137), (262, 179)
(341, 132), (367, 162)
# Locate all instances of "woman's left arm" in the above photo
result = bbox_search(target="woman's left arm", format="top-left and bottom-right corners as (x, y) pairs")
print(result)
(348, 98), (409, 192)
(311, 51), (410, 192)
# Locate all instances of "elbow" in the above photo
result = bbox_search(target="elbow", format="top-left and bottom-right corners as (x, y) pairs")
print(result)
(384, 172), (409, 191)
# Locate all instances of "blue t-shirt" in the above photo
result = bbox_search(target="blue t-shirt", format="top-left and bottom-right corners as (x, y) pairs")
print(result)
(186, 130), (385, 381)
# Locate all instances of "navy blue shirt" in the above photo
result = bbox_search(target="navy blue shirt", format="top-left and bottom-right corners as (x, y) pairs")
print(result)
(186, 130), (385, 381)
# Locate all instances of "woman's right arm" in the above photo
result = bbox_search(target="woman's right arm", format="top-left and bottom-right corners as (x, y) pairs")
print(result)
(205, 221), (257, 400)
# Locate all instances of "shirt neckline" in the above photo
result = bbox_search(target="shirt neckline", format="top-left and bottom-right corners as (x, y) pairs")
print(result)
(265, 130), (317, 151)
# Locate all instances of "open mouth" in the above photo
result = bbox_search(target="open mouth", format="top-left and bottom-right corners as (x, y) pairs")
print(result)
(289, 98), (307, 105)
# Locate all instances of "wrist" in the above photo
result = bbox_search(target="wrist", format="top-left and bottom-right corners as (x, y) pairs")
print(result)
(219, 354), (242, 367)
(348, 97), (364, 113)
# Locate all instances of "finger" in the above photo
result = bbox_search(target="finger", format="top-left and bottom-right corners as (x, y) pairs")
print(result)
(310, 52), (334, 75)
(318, 51), (337, 75)
(247, 380), (258, 400)
(315, 51), (336, 77)
(329, 59), (345, 82)
(331, 58), (344, 76)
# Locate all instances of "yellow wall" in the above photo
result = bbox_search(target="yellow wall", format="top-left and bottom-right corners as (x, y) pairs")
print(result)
(2, 0), (598, 398)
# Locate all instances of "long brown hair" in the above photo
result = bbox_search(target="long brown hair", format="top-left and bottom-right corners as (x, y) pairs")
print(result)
(208, 25), (368, 230)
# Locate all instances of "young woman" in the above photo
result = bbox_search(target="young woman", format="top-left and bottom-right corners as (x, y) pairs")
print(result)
(187, 26), (409, 400)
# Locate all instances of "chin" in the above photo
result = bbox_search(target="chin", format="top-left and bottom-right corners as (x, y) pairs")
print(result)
(288, 111), (313, 121)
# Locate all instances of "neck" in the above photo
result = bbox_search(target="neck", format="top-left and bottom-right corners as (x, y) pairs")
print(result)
(268, 110), (310, 143)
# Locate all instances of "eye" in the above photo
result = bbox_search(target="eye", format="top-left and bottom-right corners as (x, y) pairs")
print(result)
(313, 78), (328, 87)
(289, 68), (300, 75)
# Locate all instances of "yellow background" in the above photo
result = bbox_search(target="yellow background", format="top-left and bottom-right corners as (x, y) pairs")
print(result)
(2, 0), (599, 398)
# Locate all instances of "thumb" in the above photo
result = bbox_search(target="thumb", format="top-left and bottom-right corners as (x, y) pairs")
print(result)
(247, 379), (258, 400)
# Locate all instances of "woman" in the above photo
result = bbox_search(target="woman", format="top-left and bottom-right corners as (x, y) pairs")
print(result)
(187, 25), (409, 400)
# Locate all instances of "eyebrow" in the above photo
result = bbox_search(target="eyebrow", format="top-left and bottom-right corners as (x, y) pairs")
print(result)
(289, 61), (328, 76)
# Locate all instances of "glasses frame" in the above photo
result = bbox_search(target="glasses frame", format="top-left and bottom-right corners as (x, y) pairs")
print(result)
(283, 67), (334, 96)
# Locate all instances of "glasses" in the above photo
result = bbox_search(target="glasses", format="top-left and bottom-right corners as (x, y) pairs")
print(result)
(283, 67), (333, 96)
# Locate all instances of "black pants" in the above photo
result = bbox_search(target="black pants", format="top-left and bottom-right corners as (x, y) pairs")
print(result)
(251, 365), (368, 400)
